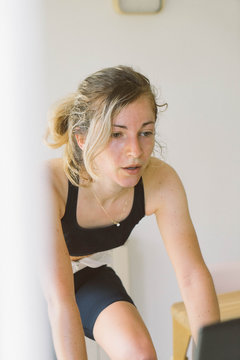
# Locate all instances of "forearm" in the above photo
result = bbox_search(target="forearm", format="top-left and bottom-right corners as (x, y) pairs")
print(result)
(48, 300), (88, 360)
(178, 266), (220, 344)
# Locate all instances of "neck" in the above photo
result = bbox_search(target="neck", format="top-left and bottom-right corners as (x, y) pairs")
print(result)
(91, 183), (131, 204)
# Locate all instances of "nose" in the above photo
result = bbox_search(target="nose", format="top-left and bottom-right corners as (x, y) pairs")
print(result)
(126, 136), (143, 159)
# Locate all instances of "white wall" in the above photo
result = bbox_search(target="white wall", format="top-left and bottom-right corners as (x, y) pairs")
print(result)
(1, 1), (53, 359)
(44, 1), (240, 359)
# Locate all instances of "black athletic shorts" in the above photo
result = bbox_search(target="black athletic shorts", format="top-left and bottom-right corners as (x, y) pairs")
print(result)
(74, 265), (135, 340)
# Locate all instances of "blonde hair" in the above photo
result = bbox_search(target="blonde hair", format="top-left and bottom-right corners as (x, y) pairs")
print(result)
(45, 65), (166, 186)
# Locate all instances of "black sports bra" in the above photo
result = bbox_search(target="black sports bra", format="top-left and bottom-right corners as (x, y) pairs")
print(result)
(61, 178), (145, 256)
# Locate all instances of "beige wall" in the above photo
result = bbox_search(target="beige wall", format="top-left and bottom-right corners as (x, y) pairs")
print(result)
(44, 1), (240, 358)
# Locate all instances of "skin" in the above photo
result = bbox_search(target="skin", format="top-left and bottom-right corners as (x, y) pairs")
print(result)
(44, 95), (220, 359)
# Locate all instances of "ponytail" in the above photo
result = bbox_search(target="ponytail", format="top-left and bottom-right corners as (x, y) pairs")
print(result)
(45, 93), (76, 149)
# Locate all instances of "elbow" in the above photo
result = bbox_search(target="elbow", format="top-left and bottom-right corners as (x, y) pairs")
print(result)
(46, 293), (77, 325)
(44, 286), (76, 317)
(178, 263), (214, 290)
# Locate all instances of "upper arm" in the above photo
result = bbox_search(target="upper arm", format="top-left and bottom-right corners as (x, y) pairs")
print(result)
(40, 161), (74, 306)
(154, 165), (205, 280)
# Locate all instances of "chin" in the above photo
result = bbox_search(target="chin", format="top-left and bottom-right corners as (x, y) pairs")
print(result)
(118, 175), (141, 188)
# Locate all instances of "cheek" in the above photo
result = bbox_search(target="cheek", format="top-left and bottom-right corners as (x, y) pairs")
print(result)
(141, 137), (155, 154)
(108, 141), (125, 159)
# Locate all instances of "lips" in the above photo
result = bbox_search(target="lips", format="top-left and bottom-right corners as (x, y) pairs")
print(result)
(124, 166), (140, 170)
(122, 164), (141, 169)
(122, 165), (142, 175)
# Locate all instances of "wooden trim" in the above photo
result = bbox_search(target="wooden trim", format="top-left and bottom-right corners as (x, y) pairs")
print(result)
(171, 290), (240, 360)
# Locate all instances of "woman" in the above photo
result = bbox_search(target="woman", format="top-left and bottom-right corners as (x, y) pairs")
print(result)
(44, 65), (220, 360)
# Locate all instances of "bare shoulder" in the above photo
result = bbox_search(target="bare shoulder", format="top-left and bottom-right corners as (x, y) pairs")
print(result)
(143, 157), (184, 194)
(143, 157), (186, 215)
(45, 158), (68, 217)
(46, 158), (65, 184)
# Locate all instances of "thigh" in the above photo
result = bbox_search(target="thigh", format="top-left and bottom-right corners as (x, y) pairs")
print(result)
(93, 301), (157, 360)
(74, 265), (134, 340)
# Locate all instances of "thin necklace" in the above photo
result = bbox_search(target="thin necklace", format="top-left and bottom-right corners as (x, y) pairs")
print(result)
(91, 187), (131, 227)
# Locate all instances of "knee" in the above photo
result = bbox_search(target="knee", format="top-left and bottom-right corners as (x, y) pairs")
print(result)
(119, 340), (157, 360)
(134, 347), (157, 360)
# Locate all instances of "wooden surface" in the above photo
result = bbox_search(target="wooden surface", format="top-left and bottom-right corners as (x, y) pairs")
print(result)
(171, 290), (240, 360)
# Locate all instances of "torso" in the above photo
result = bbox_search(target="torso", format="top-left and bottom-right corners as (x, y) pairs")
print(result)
(48, 156), (170, 261)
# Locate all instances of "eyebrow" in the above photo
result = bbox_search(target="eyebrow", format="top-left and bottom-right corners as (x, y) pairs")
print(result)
(112, 121), (155, 129)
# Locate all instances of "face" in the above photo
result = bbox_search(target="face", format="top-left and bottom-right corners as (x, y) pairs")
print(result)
(94, 96), (156, 188)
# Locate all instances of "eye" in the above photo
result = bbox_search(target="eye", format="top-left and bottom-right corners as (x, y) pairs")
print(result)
(140, 131), (154, 137)
(111, 132), (122, 138)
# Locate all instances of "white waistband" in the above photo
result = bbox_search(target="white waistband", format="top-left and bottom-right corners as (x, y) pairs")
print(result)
(71, 250), (112, 274)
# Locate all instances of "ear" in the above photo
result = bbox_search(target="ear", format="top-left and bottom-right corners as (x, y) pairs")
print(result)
(75, 134), (85, 150)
